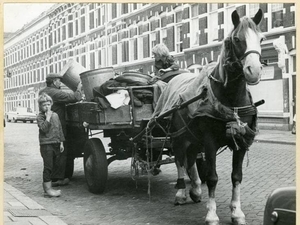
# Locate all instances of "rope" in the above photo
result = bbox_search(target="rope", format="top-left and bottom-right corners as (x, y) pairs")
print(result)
(145, 123), (151, 201)
(232, 109), (241, 150)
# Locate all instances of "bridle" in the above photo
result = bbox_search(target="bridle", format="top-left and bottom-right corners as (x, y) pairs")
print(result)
(209, 36), (266, 84)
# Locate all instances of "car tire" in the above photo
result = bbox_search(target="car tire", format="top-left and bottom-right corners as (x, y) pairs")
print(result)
(83, 138), (108, 194)
(23, 121), (26, 123)
(30, 120), (34, 123)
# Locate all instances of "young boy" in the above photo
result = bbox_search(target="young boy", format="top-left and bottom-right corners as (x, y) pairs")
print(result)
(37, 93), (65, 197)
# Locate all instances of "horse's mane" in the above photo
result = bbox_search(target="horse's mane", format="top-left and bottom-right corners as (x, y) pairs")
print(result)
(217, 16), (263, 85)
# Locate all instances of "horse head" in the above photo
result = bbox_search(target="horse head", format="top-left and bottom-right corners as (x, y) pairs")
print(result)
(228, 9), (265, 85)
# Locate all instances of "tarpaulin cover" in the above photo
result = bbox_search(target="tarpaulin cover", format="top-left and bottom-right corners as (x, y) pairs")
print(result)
(152, 62), (235, 120)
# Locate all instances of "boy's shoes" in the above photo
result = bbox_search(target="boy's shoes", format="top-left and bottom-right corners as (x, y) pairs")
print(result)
(52, 178), (70, 187)
(43, 182), (61, 197)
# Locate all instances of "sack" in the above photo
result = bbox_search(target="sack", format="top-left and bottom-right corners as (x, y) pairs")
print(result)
(226, 121), (256, 149)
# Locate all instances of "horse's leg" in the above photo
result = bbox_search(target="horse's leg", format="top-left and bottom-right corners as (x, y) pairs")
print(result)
(173, 139), (190, 205)
(204, 140), (219, 225)
(230, 149), (246, 225)
(186, 144), (202, 203)
(174, 159), (187, 205)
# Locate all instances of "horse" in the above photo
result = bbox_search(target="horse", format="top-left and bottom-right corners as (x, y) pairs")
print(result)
(168, 9), (264, 225)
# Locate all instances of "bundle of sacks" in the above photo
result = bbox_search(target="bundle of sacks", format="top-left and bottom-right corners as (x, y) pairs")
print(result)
(92, 71), (167, 110)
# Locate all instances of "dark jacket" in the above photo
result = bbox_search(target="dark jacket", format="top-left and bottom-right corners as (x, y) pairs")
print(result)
(154, 55), (180, 75)
(37, 112), (65, 145)
(39, 85), (82, 135)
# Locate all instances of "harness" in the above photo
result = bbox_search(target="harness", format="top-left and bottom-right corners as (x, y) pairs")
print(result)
(168, 38), (264, 148)
(223, 37), (267, 72)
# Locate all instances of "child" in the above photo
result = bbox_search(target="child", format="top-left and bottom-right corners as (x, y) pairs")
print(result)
(152, 43), (179, 76)
(37, 93), (65, 197)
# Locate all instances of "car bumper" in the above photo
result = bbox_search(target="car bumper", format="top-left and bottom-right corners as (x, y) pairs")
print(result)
(17, 117), (36, 121)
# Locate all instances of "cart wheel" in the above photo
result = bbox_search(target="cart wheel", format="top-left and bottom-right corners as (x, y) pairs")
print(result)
(83, 138), (108, 194)
(196, 157), (207, 184)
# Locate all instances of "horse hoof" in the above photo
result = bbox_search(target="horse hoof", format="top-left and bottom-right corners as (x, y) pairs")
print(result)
(231, 217), (246, 225)
(174, 197), (187, 205)
(205, 221), (219, 225)
(189, 190), (201, 203)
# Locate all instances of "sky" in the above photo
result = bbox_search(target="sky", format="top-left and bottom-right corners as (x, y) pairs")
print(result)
(3, 3), (55, 33)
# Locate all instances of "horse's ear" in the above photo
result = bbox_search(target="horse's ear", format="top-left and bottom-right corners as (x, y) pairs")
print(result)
(252, 9), (263, 25)
(232, 10), (240, 29)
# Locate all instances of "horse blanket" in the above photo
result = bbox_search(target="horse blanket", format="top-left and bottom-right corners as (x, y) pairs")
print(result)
(153, 62), (240, 122)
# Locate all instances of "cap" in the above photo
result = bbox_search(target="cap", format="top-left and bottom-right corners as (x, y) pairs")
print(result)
(46, 73), (63, 80)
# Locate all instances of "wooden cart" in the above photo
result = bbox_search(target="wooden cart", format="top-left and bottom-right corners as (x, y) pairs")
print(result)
(65, 85), (181, 194)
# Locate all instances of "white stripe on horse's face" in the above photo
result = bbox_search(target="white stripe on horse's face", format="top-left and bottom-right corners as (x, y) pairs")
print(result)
(245, 28), (262, 53)
(243, 28), (263, 85)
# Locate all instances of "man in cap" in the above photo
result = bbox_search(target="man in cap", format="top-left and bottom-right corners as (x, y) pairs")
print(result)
(39, 73), (83, 186)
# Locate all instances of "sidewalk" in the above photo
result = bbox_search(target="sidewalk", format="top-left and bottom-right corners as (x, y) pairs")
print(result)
(2, 129), (295, 225)
(3, 183), (67, 225)
(255, 129), (296, 145)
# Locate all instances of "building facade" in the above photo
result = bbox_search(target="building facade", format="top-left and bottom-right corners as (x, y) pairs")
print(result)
(4, 3), (296, 130)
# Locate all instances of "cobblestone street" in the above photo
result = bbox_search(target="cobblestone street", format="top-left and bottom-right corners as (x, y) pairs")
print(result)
(4, 122), (296, 225)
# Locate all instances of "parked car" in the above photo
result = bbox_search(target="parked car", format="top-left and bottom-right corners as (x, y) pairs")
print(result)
(263, 186), (296, 225)
(6, 107), (36, 123)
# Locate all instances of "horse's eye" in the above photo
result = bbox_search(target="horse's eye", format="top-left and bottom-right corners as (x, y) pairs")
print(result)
(233, 37), (240, 43)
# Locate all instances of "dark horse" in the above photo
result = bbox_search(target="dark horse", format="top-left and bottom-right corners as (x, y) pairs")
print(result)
(170, 9), (264, 225)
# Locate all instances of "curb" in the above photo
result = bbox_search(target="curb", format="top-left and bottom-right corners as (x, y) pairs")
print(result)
(4, 182), (68, 225)
(254, 139), (296, 145)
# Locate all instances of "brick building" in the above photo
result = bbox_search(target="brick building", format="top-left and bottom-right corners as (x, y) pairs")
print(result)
(3, 3), (296, 130)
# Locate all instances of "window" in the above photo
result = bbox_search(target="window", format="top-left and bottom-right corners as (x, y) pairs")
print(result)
(161, 28), (167, 45)
(58, 27), (61, 43)
(150, 32), (158, 50)
(41, 39), (44, 51)
(190, 17), (199, 46)
(101, 47), (106, 66)
(100, 5), (105, 25)
(137, 36), (143, 59)
(117, 43), (122, 64)
(112, 4), (117, 19)
(166, 27), (175, 52)
(90, 52), (95, 69)
(122, 40), (129, 62)
(129, 38), (137, 61)
(81, 16), (85, 33)
(107, 45), (112, 66)
(175, 25), (183, 52)
(208, 10), (218, 42)
(271, 4), (283, 28)
(75, 20), (79, 35)
(62, 25), (66, 40)
(143, 35), (150, 58)
(122, 3), (128, 14)
(68, 21), (73, 38)
(89, 11), (95, 29)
